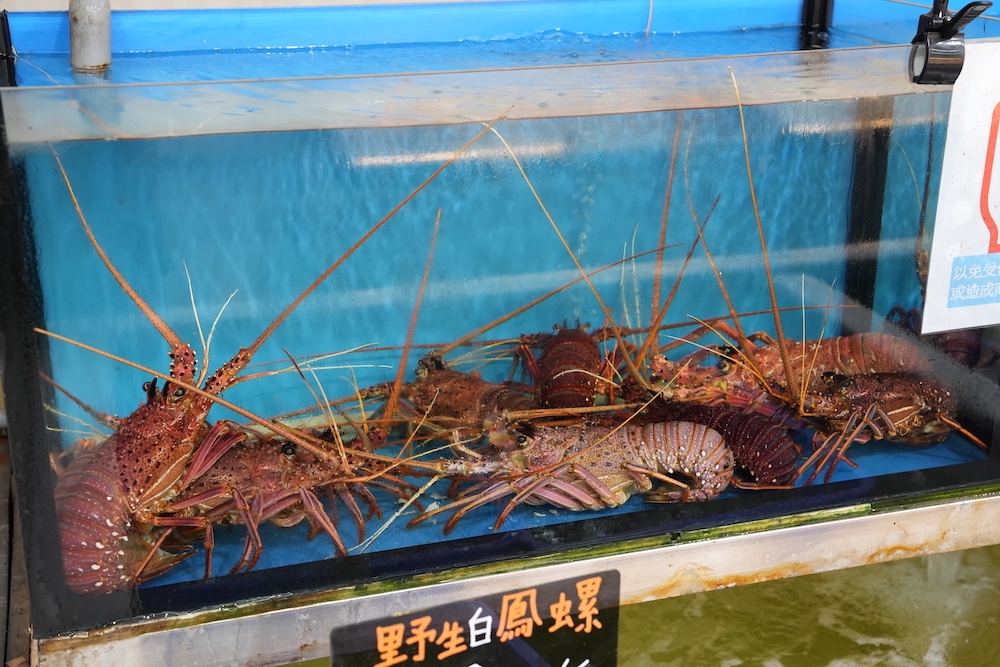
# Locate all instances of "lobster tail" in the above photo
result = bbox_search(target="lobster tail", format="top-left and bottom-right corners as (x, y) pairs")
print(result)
(55, 444), (136, 594)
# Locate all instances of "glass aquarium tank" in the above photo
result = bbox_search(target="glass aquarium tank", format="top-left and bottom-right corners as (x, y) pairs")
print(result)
(1, 1), (1000, 664)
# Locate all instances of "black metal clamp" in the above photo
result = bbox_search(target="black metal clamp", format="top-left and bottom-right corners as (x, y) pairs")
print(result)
(910, 0), (993, 84)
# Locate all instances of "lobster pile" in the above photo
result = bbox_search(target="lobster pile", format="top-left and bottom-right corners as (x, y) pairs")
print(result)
(52, 294), (981, 595)
(377, 307), (980, 539)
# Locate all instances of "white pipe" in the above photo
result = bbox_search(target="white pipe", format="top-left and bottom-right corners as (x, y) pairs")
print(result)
(69, 0), (111, 74)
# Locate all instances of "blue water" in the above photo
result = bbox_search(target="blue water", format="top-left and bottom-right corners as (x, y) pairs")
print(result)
(9, 0), (1000, 88)
(23, 106), (859, 427)
(13, 27), (880, 87)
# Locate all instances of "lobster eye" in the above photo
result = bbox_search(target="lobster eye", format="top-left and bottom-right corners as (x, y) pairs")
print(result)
(172, 386), (186, 398)
(281, 443), (296, 457)
(516, 434), (529, 447)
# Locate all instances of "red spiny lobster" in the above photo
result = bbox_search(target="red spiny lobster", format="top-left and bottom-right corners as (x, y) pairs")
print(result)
(656, 326), (934, 395)
(795, 371), (959, 483)
(362, 353), (538, 442)
(650, 329), (929, 414)
(517, 325), (612, 409)
(53, 346), (276, 593)
(164, 421), (416, 577)
(411, 419), (734, 534)
(47, 119), (503, 594)
(645, 76), (978, 485)
(48, 152), (355, 592)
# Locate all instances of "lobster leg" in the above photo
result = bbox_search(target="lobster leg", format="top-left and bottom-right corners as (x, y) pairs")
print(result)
(180, 421), (247, 488)
(568, 464), (624, 506)
(166, 483), (262, 577)
(138, 514), (216, 580)
(246, 488), (348, 563)
(333, 484), (368, 540)
(229, 490), (264, 575)
(366, 475), (419, 509)
(133, 526), (198, 585)
(798, 404), (888, 485)
(493, 468), (603, 529)
(299, 488), (348, 557)
(408, 478), (529, 535)
(443, 483), (523, 535)
(516, 483), (593, 511)
(623, 462), (692, 503)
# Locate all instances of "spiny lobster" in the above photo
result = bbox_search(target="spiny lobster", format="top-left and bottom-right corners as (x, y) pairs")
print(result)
(411, 418), (733, 534)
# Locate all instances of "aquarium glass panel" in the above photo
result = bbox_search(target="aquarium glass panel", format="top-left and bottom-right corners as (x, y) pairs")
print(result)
(3, 43), (997, 637)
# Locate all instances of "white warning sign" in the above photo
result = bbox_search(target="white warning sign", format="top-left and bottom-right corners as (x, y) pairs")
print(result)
(924, 38), (1000, 334)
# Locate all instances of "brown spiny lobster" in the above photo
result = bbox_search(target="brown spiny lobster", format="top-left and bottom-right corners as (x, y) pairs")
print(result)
(650, 323), (972, 484)
(411, 418), (734, 534)
(644, 76), (979, 485)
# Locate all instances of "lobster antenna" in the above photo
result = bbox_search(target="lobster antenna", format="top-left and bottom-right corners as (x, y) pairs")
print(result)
(44, 405), (109, 442)
(36, 327), (325, 457)
(236, 343), (383, 389)
(678, 118), (759, 365)
(649, 112), (685, 349)
(183, 263), (239, 386)
(916, 94), (936, 294)
(620, 224), (644, 337)
(436, 245), (673, 357)
(385, 208), (443, 423)
(486, 125), (649, 391)
(729, 66), (798, 399)
(51, 149), (184, 351)
(39, 370), (118, 430)
(357, 473), (443, 554)
(41, 326), (446, 475)
(690, 206), (772, 388)
(797, 278), (839, 415)
(182, 262), (239, 386)
(282, 349), (349, 466)
(243, 110), (512, 363)
(638, 194), (720, 364)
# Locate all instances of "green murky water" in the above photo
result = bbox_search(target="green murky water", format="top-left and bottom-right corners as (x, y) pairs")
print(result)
(618, 544), (1000, 667)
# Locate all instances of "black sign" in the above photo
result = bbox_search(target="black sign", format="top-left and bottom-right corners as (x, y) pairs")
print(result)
(331, 570), (620, 667)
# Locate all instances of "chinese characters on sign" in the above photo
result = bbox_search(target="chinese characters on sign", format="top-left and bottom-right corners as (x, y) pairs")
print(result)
(948, 254), (1000, 307)
(331, 571), (620, 667)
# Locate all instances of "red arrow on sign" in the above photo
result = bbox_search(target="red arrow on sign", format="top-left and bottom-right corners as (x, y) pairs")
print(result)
(982, 102), (1000, 253)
